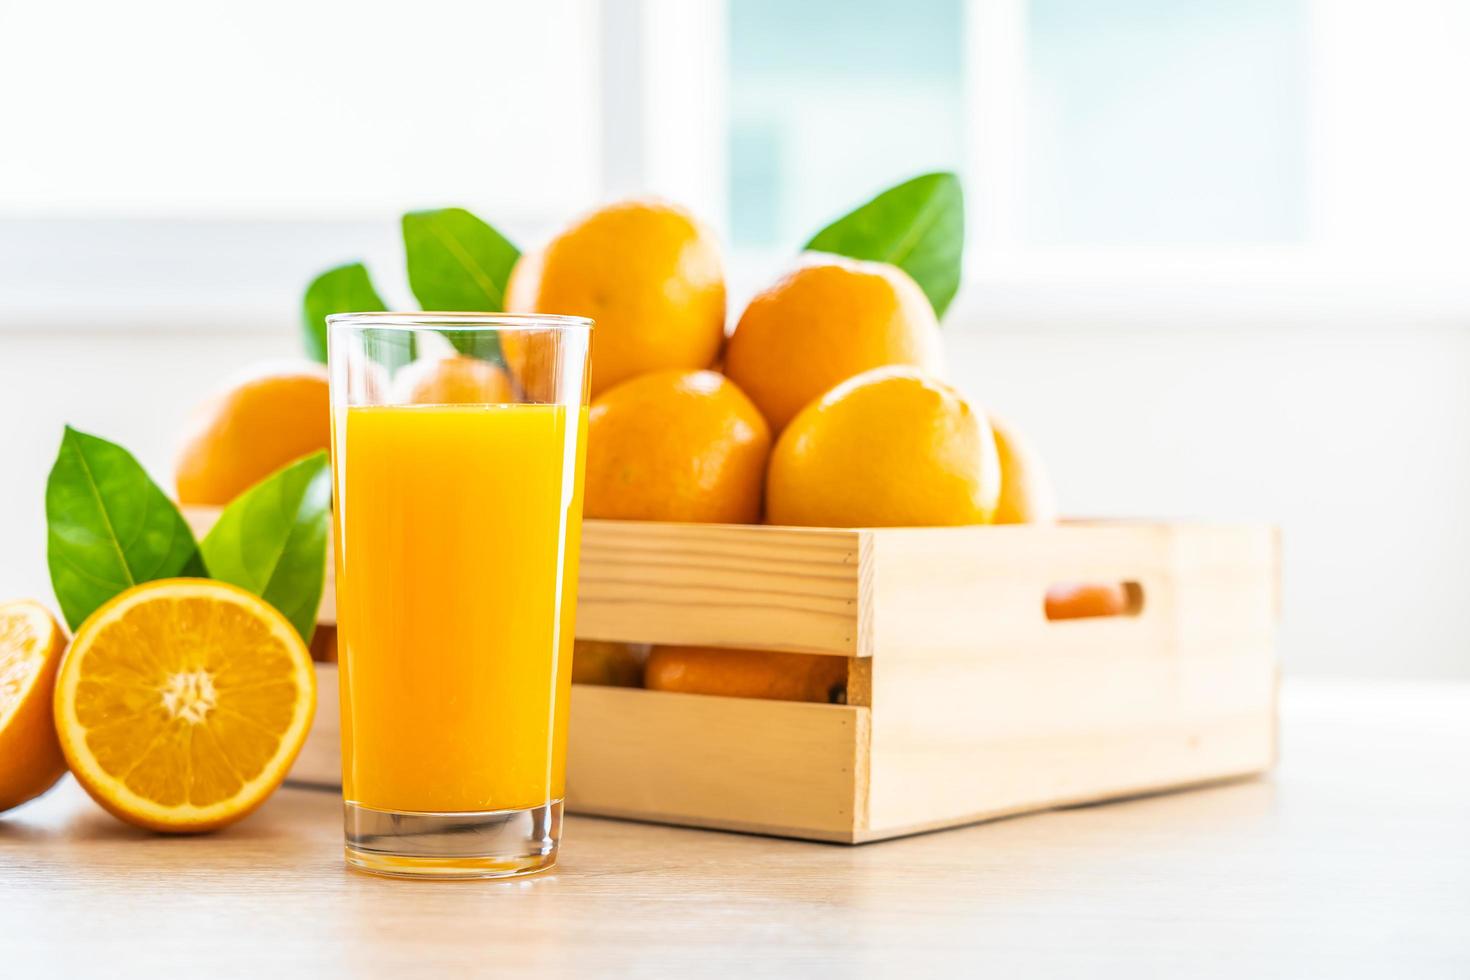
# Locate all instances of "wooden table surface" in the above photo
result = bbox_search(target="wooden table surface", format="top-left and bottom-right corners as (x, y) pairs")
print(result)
(2, 679), (1466, 978)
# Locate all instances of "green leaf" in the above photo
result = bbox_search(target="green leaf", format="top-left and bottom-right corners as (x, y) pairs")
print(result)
(402, 208), (519, 356)
(402, 207), (520, 310)
(803, 171), (965, 318)
(46, 426), (203, 630)
(200, 451), (331, 643)
(302, 262), (386, 364)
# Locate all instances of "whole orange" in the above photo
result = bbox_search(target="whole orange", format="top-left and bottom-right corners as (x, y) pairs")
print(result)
(175, 364), (330, 506)
(505, 199), (725, 397)
(991, 415), (1059, 525)
(724, 256), (945, 431)
(585, 370), (770, 523)
(644, 645), (849, 704)
(766, 367), (1001, 528)
(1045, 583), (1134, 620)
(571, 640), (647, 688)
(392, 354), (514, 404)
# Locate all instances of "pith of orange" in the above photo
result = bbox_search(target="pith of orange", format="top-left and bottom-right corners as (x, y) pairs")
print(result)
(53, 579), (315, 833)
(766, 367), (1000, 528)
(175, 364), (330, 506)
(644, 646), (849, 704)
(585, 370), (770, 523)
(724, 256), (945, 432)
(505, 199), (726, 397)
(0, 600), (69, 813)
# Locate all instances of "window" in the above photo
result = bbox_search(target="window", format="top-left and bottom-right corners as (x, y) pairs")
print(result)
(0, 0), (603, 323)
(717, 0), (1470, 296)
(5, 0), (1470, 326)
(727, 0), (966, 247)
(0, 0), (601, 219)
(1023, 0), (1309, 245)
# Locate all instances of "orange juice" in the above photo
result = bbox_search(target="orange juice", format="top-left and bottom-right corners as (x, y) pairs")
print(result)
(333, 403), (586, 813)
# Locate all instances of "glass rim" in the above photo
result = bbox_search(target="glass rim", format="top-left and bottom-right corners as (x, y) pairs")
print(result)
(327, 311), (593, 332)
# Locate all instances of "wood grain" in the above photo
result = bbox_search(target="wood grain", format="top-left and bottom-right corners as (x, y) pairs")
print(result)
(862, 522), (1278, 835)
(569, 521), (1277, 841)
(578, 520), (867, 655)
(1, 681), (1464, 977)
(565, 685), (868, 841)
(278, 519), (1279, 843)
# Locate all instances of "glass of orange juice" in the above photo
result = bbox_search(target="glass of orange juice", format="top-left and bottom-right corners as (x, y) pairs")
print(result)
(327, 312), (592, 879)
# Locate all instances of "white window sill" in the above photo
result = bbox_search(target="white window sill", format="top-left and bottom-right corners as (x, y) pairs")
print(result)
(5, 227), (1469, 335)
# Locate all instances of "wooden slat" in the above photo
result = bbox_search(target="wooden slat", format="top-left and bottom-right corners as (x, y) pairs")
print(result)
(286, 663), (341, 788)
(861, 522), (1279, 836)
(849, 714), (1272, 843)
(576, 521), (869, 656)
(565, 685), (868, 841)
(860, 522), (1275, 659)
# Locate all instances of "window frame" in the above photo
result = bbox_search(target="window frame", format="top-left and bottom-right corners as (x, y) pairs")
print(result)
(702, 0), (1470, 327)
(6, 0), (1470, 335)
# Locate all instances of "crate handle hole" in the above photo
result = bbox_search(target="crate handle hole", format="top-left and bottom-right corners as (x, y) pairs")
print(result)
(1044, 581), (1144, 621)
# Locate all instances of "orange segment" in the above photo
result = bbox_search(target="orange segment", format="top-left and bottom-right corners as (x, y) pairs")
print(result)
(0, 600), (69, 813)
(53, 579), (315, 832)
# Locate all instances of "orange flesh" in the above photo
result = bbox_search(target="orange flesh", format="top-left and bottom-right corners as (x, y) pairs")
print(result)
(72, 595), (305, 808)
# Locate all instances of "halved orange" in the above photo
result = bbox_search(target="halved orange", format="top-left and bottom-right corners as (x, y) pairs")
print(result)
(54, 579), (315, 833)
(0, 600), (69, 812)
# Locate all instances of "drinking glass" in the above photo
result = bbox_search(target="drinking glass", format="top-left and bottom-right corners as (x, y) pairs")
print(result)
(327, 312), (592, 878)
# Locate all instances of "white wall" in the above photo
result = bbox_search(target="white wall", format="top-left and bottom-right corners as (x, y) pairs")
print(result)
(0, 329), (302, 610)
(948, 320), (1470, 680)
(3, 310), (1466, 679)
(0, 0), (602, 220)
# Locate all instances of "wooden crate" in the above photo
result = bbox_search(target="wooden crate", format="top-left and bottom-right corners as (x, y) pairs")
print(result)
(186, 512), (1280, 843)
(565, 520), (1278, 842)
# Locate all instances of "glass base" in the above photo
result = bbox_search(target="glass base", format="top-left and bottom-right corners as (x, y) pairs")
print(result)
(343, 799), (561, 879)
